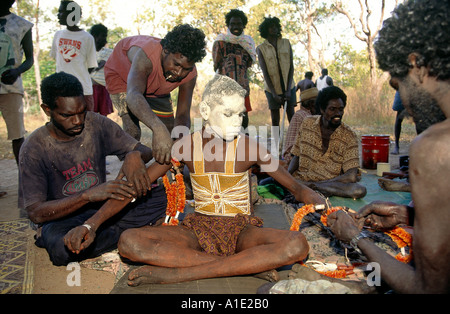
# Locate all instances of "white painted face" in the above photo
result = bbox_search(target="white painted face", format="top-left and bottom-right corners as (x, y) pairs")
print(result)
(203, 94), (245, 141)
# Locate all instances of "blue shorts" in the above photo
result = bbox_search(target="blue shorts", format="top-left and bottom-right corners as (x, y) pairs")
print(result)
(35, 185), (167, 266)
(392, 92), (404, 112)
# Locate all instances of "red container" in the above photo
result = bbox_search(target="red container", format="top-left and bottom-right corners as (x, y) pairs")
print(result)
(361, 135), (390, 169)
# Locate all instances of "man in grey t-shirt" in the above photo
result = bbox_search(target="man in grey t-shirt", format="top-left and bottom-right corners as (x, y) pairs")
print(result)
(19, 72), (166, 266)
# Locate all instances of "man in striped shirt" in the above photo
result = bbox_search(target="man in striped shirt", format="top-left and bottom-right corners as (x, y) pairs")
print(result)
(289, 86), (366, 199)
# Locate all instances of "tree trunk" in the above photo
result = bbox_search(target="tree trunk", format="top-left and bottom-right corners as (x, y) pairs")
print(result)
(32, 0), (46, 121)
(334, 0), (387, 85)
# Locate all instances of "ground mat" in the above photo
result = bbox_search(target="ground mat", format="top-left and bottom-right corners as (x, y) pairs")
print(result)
(0, 219), (34, 294)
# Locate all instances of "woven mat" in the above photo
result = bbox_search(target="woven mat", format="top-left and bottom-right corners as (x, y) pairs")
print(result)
(0, 219), (34, 294)
(90, 173), (412, 293)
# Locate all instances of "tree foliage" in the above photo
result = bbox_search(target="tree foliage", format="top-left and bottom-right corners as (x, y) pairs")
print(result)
(13, 0), (400, 121)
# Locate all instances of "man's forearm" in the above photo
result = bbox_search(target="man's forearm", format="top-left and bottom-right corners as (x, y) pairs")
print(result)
(27, 193), (90, 224)
(84, 198), (132, 232)
(133, 143), (153, 163)
(126, 92), (166, 132)
(357, 238), (421, 293)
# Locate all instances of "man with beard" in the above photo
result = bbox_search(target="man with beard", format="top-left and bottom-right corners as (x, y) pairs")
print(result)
(327, 0), (450, 293)
(288, 86), (367, 199)
(104, 24), (206, 165)
(18, 72), (167, 266)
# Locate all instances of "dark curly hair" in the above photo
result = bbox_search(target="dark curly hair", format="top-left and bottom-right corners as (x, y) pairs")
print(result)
(258, 16), (282, 39)
(374, 0), (450, 80)
(90, 23), (107, 37)
(315, 86), (347, 113)
(160, 24), (207, 63)
(41, 72), (84, 110)
(225, 9), (248, 27)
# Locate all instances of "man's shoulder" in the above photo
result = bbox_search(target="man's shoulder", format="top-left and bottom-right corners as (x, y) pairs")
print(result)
(303, 115), (319, 125)
(6, 13), (33, 28)
(85, 111), (115, 129)
(292, 109), (311, 121)
(257, 40), (269, 48)
(21, 126), (49, 155)
(411, 120), (450, 156)
(339, 122), (357, 137)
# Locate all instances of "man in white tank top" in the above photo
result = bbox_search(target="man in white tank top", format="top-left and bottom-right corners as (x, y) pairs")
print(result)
(316, 68), (334, 91)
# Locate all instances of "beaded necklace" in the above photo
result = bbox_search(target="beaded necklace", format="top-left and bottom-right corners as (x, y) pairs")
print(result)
(162, 158), (186, 226)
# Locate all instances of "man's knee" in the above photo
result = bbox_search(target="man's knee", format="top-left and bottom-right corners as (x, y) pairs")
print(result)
(351, 184), (367, 199)
(284, 231), (309, 262)
(117, 228), (140, 258)
(39, 233), (73, 266)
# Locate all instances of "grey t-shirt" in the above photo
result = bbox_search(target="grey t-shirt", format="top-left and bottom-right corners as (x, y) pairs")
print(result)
(18, 112), (138, 209)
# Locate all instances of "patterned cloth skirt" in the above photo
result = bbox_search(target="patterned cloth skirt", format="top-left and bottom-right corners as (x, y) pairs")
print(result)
(181, 213), (263, 256)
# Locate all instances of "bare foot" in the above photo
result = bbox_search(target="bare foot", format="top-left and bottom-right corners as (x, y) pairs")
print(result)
(392, 146), (400, 155)
(378, 178), (411, 192)
(127, 265), (176, 286)
(253, 269), (279, 282)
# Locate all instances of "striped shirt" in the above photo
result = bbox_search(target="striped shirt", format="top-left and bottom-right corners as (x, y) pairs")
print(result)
(290, 116), (359, 181)
(282, 108), (312, 164)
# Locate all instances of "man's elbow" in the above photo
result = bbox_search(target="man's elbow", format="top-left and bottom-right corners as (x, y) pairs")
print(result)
(125, 93), (140, 113)
(27, 209), (43, 224)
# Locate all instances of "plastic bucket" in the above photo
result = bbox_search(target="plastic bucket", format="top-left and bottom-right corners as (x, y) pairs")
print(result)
(361, 135), (390, 169)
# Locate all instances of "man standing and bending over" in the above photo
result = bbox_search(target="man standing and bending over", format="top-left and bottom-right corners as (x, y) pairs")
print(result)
(63, 75), (325, 285)
(289, 86), (366, 199)
(104, 24), (206, 164)
(19, 72), (167, 266)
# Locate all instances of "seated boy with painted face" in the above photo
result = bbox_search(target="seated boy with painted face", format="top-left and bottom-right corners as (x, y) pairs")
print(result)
(64, 74), (325, 285)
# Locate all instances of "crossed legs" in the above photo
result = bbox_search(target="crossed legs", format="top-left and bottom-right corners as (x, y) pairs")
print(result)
(118, 224), (309, 286)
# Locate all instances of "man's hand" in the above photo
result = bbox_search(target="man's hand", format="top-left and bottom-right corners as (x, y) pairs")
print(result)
(82, 179), (136, 202)
(300, 187), (327, 207)
(64, 224), (96, 254)
(152, 124), (173, 164)
(117, 151), (151, 198)
(1, 68), (20, 85)
(273, 93), (283, 106)
(327, 210), (362, 243)
(356, 201), (409, 230)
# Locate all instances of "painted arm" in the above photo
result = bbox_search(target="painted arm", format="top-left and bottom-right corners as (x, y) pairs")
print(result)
(126, 48), (172, 164)
(249, 136), (325, 205)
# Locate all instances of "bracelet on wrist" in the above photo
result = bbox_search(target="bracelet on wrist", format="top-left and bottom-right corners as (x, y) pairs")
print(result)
(349, 230), (369, 252)
(82, 223), (93, 231)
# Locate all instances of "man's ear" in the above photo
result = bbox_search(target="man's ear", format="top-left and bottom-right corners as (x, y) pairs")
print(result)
(199, 100), (210, 121)
(41, 103), (51, 117)
(408, 53), (428, 84)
